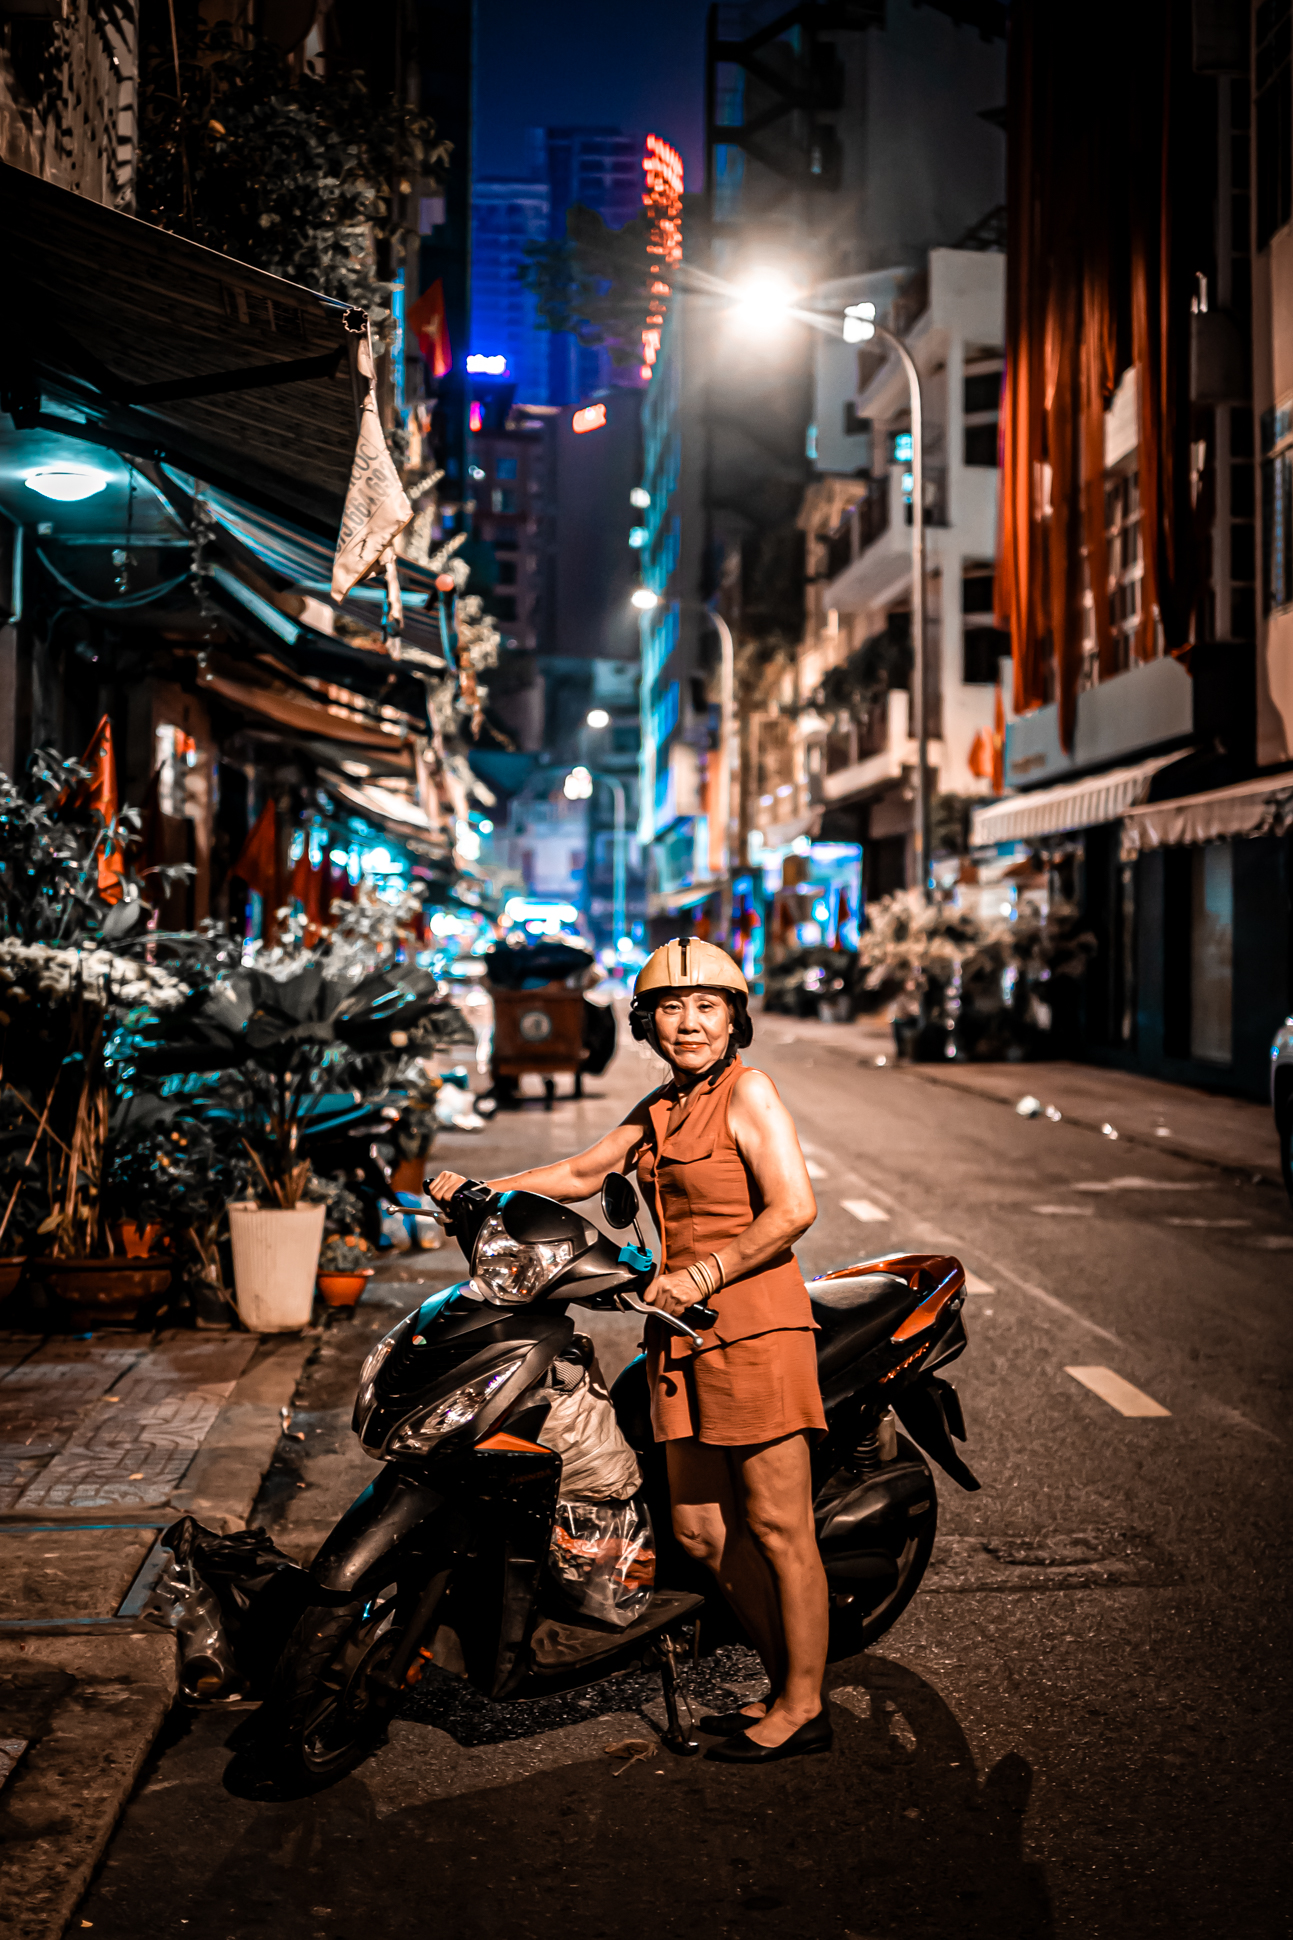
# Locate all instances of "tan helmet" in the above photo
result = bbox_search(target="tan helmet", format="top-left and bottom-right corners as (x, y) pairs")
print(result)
(633, 936), (749, 997)
(629, 936), (753, 1051)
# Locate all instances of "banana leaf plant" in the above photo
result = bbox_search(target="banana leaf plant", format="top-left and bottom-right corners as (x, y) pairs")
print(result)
(114, 959), (462, 1209)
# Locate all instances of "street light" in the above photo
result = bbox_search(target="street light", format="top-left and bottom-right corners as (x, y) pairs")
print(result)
(840, 303), (931, 902)
(565, 765), (627, 951)
(586, 708), (610, 729)
(631, 588), (658, 611)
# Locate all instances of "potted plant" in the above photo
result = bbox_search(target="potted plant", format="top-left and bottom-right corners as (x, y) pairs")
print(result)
(316, 1230), (374, 1307)
(0, 744), (194, 1326)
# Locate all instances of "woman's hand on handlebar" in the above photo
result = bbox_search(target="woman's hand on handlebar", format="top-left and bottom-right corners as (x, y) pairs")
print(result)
(426, 1170), (468, 1209)
(643, 1269), (702, 1319)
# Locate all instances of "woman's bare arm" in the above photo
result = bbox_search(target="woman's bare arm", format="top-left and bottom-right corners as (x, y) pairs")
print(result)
(644, 1068), (816, 1316)
(427, 1109), (646, 1209)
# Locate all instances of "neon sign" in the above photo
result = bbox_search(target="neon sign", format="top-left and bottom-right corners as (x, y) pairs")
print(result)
(639, 134), (684, 382)
(572, 403), (607, 433)
(467, 354), (509, 374)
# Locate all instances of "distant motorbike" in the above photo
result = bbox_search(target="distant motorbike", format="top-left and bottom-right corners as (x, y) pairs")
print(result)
(266, 1175), (978, 1785)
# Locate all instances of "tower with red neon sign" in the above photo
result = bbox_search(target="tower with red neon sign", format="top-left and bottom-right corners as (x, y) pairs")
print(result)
(639, 134), (684, 385)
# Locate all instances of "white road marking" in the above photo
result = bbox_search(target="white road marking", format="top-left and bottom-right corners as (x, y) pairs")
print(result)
(804, 1159), (828, 1180)
(964, 1272), (994, 1294)
(1065, 1366), (1171, 1417)
(1031, 1204), (1095, 1216)
(1073, 1176), (1199, 1193)
(966, 1247), (1122, 1344)
(842, 1198), (889, 1223)
(1165, 1218), (1250, 1228)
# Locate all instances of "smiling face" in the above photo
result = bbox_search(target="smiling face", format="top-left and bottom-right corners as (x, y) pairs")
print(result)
(651, 987), (734, 1074)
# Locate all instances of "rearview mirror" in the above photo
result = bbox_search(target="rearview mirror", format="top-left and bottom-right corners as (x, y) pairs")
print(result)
(600, 1173), (638, 1230)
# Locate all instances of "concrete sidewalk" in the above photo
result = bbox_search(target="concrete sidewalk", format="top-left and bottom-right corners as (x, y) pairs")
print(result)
(758, 1011), (1284, 1188)
(0, 1327), (315, 1940)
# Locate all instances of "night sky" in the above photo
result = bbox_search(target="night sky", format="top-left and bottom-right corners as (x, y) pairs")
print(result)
(473, 0), (712, 186)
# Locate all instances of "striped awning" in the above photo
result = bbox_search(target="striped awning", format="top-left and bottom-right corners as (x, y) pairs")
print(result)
(1119, 771), (1293, 856)
(970, 752), (1183, 848)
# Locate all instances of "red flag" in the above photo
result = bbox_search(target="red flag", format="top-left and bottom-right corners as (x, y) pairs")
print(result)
(290, 846), (328, 944)
(968, 729), (995, 781)
(406, 279), (452, 378)
(66, 715), (125, 905)
(833, 891), (850, 952)
(231, 800), (281, 943)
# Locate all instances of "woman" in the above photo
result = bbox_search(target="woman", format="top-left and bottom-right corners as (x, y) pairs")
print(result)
(428, 936), (831, 1764)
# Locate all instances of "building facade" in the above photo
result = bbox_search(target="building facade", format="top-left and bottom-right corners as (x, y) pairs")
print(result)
(972, 0), (1292, 1104)
(470, 179), (551, 402)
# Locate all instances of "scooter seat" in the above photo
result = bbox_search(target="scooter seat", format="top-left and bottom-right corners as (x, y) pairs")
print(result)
(807, 1271), (917, 1379)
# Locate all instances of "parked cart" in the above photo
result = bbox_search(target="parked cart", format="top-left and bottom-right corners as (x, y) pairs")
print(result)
(485, 936), (598, 1108)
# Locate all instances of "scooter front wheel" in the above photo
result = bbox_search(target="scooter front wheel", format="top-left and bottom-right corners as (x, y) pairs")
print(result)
(268, 1584), (402, 1787)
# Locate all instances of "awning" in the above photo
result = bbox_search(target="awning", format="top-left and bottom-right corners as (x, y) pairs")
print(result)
(3, 162), (362, 534)
(970, 752), (1183, 847)
(195, 665), (413, 755)
(1120, 771), (1293, 857)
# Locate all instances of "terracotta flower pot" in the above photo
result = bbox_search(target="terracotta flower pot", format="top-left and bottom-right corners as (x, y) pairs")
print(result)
(227, 1201), (327, 1332)
(35, 1255), (172, 1330)
(316, 1268), (375, 1308)
(0, 1257), (27, 1300)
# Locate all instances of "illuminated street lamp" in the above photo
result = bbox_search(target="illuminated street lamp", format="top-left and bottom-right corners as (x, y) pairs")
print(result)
(565, 765), (626, 949)
(840, 300), (931, 902)
(586, 708), (610, 729)
(631, 587), (658, 611)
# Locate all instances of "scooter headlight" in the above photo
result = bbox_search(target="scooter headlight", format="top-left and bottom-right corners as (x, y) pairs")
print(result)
(356, 1332), (396, 1416)
(387, 1357), (525, 1454)
(472, 1213), (574, 1305)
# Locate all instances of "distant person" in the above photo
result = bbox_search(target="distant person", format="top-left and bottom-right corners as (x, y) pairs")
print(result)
(429, 936), (830, 1763)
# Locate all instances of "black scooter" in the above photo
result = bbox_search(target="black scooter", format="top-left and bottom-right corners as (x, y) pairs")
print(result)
(268, 1175), (978, 1784)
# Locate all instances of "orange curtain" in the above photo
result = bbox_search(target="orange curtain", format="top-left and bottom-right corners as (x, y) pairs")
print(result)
(995, 0), (1194, 751)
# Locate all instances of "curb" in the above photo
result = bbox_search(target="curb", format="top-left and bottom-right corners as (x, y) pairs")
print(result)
(0, 1630), (178, 1940)
(899, 1062), (1285, 1190)
(168, 1334), (315, 1533)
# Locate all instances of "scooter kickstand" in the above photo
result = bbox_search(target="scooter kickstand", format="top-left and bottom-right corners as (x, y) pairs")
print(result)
(655, 1634), (700, 1757)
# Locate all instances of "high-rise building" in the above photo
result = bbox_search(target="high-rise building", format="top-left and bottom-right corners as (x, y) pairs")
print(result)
(529, 125), (645, 406)
(470, 179), (551, 402)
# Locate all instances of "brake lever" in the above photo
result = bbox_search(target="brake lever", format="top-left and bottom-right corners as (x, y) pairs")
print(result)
(616, 1286), (704, 1347)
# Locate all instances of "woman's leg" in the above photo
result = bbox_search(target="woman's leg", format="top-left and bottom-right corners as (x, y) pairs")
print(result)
(665, 1438), (787, 1713)
(731, 1431), (829, 1746)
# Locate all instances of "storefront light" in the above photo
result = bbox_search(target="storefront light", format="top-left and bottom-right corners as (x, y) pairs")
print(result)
(25, 464), (108, 502)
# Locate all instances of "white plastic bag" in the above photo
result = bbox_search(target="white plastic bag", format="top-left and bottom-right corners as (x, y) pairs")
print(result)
(540, 1346), (641, 1501)
(547, 1496), (656, 1628)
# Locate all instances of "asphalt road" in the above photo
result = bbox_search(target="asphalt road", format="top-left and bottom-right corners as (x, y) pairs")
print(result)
(79, 1021), (1293, 1940)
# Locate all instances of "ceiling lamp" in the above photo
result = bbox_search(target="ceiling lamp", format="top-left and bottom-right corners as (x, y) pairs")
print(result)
(24, 465), (109, 503)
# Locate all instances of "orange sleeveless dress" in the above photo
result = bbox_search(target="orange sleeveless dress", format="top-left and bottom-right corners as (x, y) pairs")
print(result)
(634, 1056), (826, 1446)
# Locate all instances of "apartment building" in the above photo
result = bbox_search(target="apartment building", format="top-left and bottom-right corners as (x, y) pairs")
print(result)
(764, 248), (1007, 898)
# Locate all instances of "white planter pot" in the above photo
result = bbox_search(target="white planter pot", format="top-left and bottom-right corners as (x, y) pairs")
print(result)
(227, 1201), (326, 1333)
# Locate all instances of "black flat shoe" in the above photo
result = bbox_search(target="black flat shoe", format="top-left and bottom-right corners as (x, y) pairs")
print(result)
(705, 1711), (833, 1763)
(698, 1696), (773, 1735)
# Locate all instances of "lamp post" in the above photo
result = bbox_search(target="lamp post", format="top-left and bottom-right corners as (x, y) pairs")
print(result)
(843, 304), (930, 900)
(564, 764), (627, 952)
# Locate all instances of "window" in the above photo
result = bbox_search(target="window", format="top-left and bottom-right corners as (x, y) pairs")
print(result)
(1262, 398), (1293, 609)
(963, 625), (1009, 685)
(491, 487), (516, 513)
(1257, 0), (1292, 249)
(497, 558), (517, 586)
(492, 593), (518, 620)
(1105, 465), (1144, 665)
(963, 361), (1002, 467)
(495, 457), (518, 479)
(961, 574), (996, 615)
(1190, 845), (1233, 1065)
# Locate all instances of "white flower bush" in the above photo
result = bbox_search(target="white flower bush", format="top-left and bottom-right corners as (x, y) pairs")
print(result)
(0, 940), (188, 1011)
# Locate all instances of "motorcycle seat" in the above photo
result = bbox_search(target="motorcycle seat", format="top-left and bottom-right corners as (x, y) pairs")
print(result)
(807, 1271), (918, 1379)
